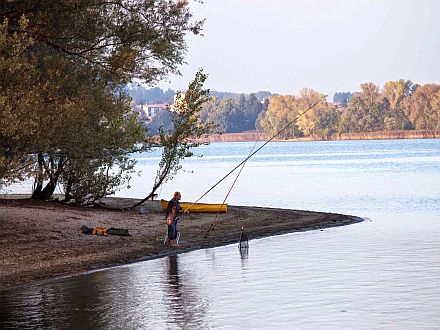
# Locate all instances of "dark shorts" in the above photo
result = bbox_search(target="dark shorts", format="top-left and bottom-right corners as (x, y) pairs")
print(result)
(167, 220), (178, 240)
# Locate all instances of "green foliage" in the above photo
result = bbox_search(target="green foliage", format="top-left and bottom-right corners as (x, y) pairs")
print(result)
(128, 85), (175, 105)
(0, 1), (203, 201)
(1, 0), (203, 85)
(0, 17), (37, 186)
(382, 79), (414, 130)
(201, 93), (265, 133)
(59, 101), (146, 204)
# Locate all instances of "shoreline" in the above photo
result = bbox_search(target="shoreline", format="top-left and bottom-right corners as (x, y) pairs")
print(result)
(0, 197), (363, 291)
(194, 129), (440, 143)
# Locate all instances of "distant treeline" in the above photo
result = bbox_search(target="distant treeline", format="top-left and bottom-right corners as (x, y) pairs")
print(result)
(260, 81), (440, 138)
(127, 83), (273, 105)
(127, 85), (175, 104)
(127, 84), (274, 134)
(128, 80), (440, 137)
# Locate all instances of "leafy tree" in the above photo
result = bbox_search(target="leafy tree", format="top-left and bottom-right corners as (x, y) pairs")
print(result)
(1, 0), (203, 84)
(296, 88), (331, 136)
(403, 84), (440, 130)
(341, 83), (387, 132)
(318, 106), (340, 135)
(0, 1), (203, 201)
(133, 69), (216, 206)
(431, 90), (440, 130)
(257, 89), (334, 138)
(201, 93), (264, 133)
(382, 79), (414, 130)
(220, 98), (241, 133)
(258, 95), (302, 138)
(0, 17), (36, 186)
(200, 96), (227, 132)
(244, 93), (265, 131)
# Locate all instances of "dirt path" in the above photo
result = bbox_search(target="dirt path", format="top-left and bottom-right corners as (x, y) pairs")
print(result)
(0, 197), (363, 290)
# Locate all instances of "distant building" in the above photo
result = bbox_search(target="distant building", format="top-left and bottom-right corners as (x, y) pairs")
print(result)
(131, 102), (169, 122)
(144, 103), (169, 119)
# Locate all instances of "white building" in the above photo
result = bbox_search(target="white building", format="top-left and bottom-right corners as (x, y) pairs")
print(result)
(144, 103), (169, 119)
(131, 103), (169, 121)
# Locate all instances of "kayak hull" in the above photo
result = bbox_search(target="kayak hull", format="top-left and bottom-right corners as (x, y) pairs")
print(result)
(160, 199), (227, 213)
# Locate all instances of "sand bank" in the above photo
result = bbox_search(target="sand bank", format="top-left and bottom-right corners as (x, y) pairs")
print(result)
(0, 197), (363, 290)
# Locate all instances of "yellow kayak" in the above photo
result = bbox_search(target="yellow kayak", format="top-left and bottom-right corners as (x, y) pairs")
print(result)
(160, 199), (227, 213)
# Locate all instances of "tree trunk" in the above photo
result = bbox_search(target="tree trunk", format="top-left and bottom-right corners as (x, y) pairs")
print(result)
(31, 152), (44, 200)
(64, 178), (73, 202)
(32, 155), (65, 200)
(39, 180), (57, 200)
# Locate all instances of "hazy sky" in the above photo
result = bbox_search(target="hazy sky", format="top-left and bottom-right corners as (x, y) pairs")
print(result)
(161, 0), (440, 95)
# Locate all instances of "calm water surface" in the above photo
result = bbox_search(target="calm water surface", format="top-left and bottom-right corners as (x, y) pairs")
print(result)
(1, 139), (440, 329)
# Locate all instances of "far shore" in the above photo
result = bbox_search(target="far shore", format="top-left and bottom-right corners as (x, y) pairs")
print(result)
(0, 196), (363, 290)
(195, 129), (440, 143)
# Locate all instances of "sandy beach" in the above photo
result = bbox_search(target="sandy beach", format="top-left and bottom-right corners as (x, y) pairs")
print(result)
(0, 197), (363, 290)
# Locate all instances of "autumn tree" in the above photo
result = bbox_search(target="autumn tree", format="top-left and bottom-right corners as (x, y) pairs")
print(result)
(295, 88), (332, 136)
(382, 79), (415, 130)
(257, 89), (333, 138)
(430, 90), (440, 130)
(403, 84), (440, 130)
(258, 95), (302, 138)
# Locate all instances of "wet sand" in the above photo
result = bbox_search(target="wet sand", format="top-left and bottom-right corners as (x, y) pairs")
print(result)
(0, 197), (363, 290)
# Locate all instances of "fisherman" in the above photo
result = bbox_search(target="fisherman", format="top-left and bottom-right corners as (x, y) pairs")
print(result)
(166, 191), (182, 246)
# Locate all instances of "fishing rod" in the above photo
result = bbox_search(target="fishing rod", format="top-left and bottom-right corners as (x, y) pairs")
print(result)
(183, 88), (339, 214)
(204, 140), (259, 237)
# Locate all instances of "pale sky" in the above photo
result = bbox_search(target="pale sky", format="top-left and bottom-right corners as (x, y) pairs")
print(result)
(161, 0), (440, 95)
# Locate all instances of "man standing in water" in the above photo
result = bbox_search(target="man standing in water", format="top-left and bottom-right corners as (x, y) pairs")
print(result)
(166, 191), (182, 246)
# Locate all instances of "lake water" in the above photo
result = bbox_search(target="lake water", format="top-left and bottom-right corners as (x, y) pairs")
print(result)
(1, 139), (440, 329)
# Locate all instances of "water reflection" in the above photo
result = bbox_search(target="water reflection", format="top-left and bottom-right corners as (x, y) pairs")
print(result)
(0, 257), (211, 329)
(164, 255), (207, 328)
(0, 271), (110, 329)
(165, 255), (184, 322)
(239, 247), (249, 270)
